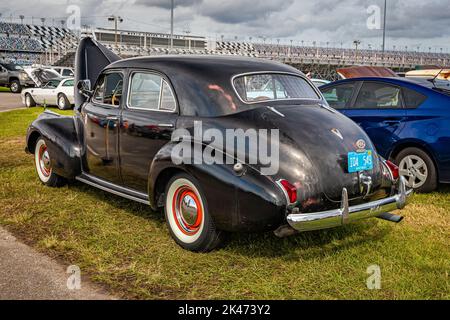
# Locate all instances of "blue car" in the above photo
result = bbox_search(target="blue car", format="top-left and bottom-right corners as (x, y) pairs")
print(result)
(320, 77), (450, 192)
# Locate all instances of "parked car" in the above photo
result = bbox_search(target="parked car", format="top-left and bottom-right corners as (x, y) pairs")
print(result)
(0, 62), (35, 93)
(47, 66), (75, 77)
(23, 67), (63, 88)
(320, 77), (450, 192)
(25, 38), (411, 252)
(21, 77), (74, 109)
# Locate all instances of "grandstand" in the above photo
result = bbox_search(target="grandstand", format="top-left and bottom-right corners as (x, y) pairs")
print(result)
(1, 20), (449, 81)
(0, 21), (77, 65)
(0, 22), (43, 64)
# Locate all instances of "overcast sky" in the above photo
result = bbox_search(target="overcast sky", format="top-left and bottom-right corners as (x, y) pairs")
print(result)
(1, 0), (449, 51)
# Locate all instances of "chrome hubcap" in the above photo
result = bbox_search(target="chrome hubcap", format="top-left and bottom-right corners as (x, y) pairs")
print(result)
(399, 155), (428, 188)
(180, 194), (198, 225)
(38, 145), (51, 177)
(173, 186), (202, 235)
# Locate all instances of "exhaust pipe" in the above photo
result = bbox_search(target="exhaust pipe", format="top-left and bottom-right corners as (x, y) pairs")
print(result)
(274, 224), (299, 238)
(377, 212), (404, 223)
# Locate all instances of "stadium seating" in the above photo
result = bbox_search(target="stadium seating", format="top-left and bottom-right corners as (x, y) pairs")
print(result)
(0, 36), (42, 52)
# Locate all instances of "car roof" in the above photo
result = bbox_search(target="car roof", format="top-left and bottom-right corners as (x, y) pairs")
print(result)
(108, 55), (301, 76)
(321, 76), (450, 98)
(106, 55), (309, 117)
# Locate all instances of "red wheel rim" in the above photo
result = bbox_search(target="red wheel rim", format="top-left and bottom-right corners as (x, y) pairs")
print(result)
(172, 186), (203, 235)
(38, 144), (51, 177)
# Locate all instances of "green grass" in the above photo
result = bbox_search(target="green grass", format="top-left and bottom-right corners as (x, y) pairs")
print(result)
(0, 107), (449, 299)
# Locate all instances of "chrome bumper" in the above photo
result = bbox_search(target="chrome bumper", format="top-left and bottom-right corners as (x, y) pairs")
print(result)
(287, 177), (413, 232)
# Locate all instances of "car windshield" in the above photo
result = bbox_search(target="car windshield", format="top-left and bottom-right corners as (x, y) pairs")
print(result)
(233, 73), (319, 103)
(3, 63), (23, 71)
(44, 79), (62, 88)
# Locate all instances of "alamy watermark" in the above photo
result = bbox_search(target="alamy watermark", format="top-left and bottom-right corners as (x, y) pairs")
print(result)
(366, 5), (382, 30)
(66, 265), (81, 290)
(366, 264), (381, 290)
(170, 121), (280, 176)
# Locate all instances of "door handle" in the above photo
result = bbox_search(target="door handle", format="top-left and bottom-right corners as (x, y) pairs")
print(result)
(157, 123), (174, 128)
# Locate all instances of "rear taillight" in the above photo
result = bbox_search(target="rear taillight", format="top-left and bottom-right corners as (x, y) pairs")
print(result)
(278, 179), (297, 204)
(385, 160), (399, 180)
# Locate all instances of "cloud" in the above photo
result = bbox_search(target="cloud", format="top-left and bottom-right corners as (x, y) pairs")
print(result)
(135, 0), (202, 9)
(1, 0), (449, 50)
(199, 0), (295, 24)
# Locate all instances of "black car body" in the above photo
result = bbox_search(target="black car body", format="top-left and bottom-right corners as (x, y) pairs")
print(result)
(25, 38), (411, 251)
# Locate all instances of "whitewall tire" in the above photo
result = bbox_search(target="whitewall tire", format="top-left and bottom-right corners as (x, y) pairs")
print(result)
(164, 173), (226, 252)
(34, 138), (66, 187)
(25, 94), (36, 108)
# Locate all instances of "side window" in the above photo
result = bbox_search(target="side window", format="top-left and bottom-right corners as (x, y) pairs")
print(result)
(320, 83), (355, 109)
(354, 82), (402, 109)
(128, 72), (176, 112)
(129, 73), (161, 110)
(160, 80), (177, 111)
(93, 72), (123, 106)
(402, 87), (427, 108)
(93, 75), (105, 102)
(62, 69), (74, 77)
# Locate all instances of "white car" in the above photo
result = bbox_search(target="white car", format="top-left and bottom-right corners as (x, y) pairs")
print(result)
(47, 66), (75, 77)
(21, 78), (75, 110)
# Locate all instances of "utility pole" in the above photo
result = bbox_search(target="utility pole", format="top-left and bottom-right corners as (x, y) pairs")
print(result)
(382, 0), (387, 53)
(353, 40), (361, 62)
(170, 0), (174, 50)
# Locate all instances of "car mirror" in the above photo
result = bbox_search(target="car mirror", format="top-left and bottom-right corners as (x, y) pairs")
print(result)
(77, 79), (92, 98)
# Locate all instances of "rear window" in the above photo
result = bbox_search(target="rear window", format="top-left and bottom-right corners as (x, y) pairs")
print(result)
(402, 87), (427, 108)
(233, 73), (319, 103)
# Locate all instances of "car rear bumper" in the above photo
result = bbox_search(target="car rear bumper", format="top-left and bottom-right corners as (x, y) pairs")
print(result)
(286, 177), (413, 232)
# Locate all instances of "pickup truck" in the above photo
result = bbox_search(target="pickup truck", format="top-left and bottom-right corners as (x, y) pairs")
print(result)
(0, 62), (35, 93)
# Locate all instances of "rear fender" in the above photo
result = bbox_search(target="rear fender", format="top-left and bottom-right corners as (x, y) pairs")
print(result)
(26, 111), (81, 179)
(148, 142), (286, 232)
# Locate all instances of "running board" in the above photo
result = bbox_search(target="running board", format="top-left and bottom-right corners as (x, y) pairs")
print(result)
(76, 174), (150, 205)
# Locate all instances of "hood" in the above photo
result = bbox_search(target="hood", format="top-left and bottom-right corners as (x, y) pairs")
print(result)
(23, 68), (62, 87)
(196, 103), (384, 209)
(74, 37), (121, 109)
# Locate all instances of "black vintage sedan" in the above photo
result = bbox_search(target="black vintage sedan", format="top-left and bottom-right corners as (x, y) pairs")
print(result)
(25, 38), (412, 252)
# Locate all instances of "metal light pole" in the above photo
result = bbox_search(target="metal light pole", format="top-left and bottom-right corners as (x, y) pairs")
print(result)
(108, 16), (123, 47)
(170, 0), (174, 50)
(353, 40), (361, 62)
(382, 0), (387, 53)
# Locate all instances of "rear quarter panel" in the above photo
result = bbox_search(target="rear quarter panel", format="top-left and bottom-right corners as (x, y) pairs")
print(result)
(400, 90), (450, 182)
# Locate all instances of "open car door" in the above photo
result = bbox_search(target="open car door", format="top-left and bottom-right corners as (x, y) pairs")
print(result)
(74, 37), (121, 110)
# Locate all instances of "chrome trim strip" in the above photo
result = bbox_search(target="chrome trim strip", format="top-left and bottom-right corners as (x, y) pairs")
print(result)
(286, 176), (413, 232)
(76, 174), (150, 205)
(266, 106), (285, 117)
(275, 179), (291, 205)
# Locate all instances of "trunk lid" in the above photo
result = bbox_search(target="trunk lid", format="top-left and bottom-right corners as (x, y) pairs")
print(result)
(212, 103), (384, 205)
